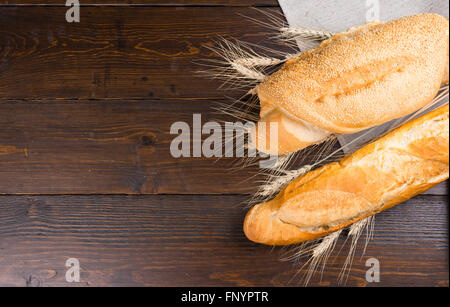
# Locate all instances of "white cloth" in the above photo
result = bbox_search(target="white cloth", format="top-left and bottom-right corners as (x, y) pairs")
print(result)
(278, 0), (448, 33)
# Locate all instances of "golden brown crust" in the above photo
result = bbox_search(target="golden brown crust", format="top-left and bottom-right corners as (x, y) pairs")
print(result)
(244, 105), (449, 246)
(253, 14), (449, 155)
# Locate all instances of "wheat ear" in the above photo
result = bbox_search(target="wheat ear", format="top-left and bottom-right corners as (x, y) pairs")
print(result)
(201, 9), (335, 88)
(338, 216), (375, 284)
(279, 27), (334, 41)
(244, 8), (334, 44)
(301, 231), (342, 286)
(256, 165), (312, 199)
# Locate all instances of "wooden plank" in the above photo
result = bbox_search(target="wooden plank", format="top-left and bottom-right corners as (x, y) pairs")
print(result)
(0, 99), (267, 194)
(0, 6), (285, 100)
(0, 194), (447, 287)
(0, 99), (447, 195)
(0, 1), (279, 5)
(423, 181), (447, 195)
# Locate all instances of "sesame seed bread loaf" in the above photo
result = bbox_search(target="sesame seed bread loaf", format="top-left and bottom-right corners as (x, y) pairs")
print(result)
(252, 14), (449, 156)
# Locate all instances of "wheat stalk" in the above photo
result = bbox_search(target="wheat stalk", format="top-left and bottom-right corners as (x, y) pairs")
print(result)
(312, 231), (341, 258)
(256, 165), (312, 198)
(279, 27), (334, 41)
(233, 56), (285, 68)
(230, 61), (266, 81)
(199, 9), (335, 88)
(338, 216), (375, 284)
(303, 230), (342, 286)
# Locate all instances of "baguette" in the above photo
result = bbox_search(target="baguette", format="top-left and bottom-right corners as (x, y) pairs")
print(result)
(244, 104), (449, 246)
(251, 14), (449, 155)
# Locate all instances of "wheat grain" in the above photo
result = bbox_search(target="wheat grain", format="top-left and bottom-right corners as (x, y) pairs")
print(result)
(338, 217), (374, 284)
(280, 27), (334, 41)
(256, 165), (312, 198)
(303, 231), (342, 285)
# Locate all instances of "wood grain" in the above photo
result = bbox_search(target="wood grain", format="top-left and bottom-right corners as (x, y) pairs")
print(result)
(0, 99), (447, 195)
(0, 6), (285, 100)
(0, 99), (271, 194)
(0, 3), (447, 288)
(0, 194), (446, 287)
(423, 182), (448, 195)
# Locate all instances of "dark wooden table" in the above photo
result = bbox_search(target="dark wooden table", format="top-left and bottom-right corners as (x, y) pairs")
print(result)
(0, 1), (447, 287)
